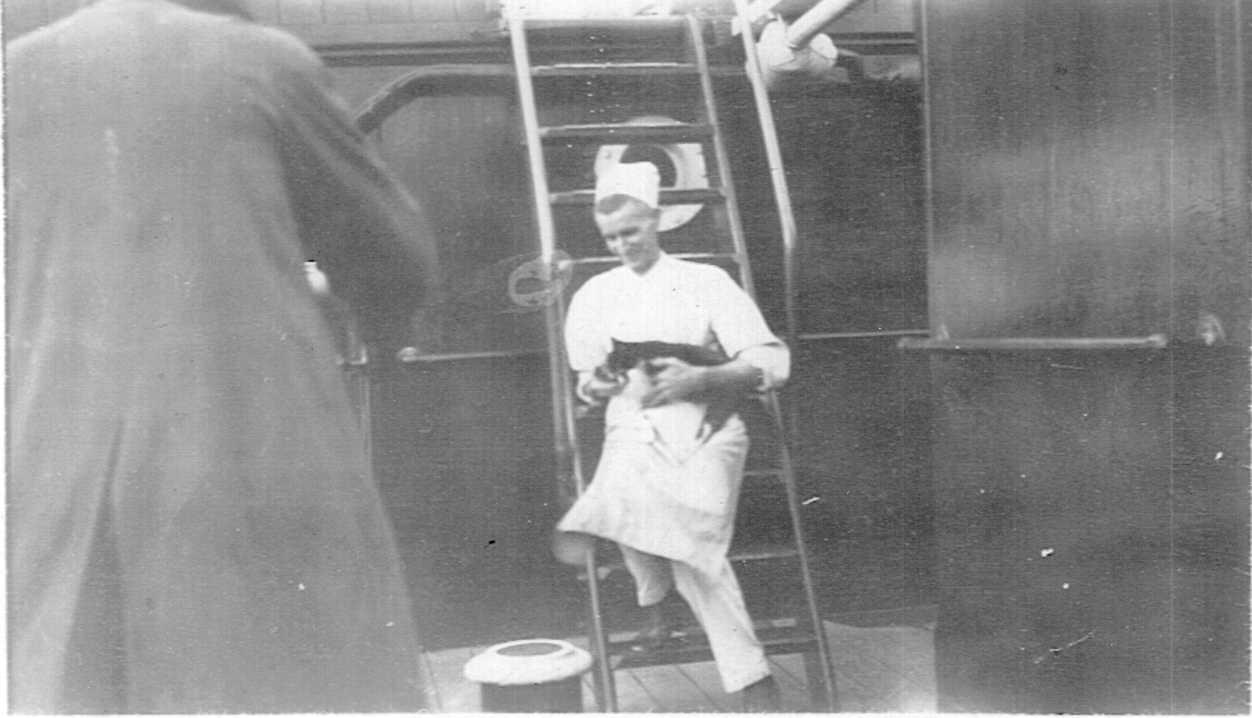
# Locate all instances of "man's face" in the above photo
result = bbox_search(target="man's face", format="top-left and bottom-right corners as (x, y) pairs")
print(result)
(595, 200), (662, 274)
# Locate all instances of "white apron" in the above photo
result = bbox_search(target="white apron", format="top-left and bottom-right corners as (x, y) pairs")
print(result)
(557, 367), (749, 577)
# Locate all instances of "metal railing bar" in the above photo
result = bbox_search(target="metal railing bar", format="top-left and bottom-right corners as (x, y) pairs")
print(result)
(799, 329), (929, 341)
(897, 334), (1169, 351)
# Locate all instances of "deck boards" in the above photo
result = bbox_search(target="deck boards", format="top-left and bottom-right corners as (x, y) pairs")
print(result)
(424, 606), (937, 713)
(674, 661), (736, 712)
(767, 654), (821, 712)
(629, 664), (724, 713)
(426, 645), (480, 713)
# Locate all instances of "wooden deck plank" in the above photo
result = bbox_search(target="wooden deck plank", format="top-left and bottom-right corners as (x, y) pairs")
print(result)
(768, 652), (806, 688)
(828, 643), (890, 704)
(825, 620), (937, 713)
(768, 654), (822, 712)
(420, 612), (937, 713)
(675, 661), (735, 712)
(626, 664), (721, 712)
(616, 669), (664, 712)
(418, 650), (441, 710)
(580, 673), (599, 711)
(579, 665), (633, 711)
(426, 646), (481, 713)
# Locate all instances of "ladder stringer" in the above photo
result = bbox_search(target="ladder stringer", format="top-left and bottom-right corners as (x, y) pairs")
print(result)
(683, 14), (757, 300)
(688, 12), (837, 710)
(726, 1), (838, 707)
(507, 15), (619, 712)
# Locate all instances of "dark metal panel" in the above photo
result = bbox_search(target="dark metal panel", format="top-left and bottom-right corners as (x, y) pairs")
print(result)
(936, 353), (1186, 711)
(921, 0), (1250, 712)
(922, 347), (1252, 715)
(923, 0), (1176, 339)
(368, 357), (582, 650)
(771, 87), (928, 335)
(1168, 0), (1251, 348)
(1163, 11), (1251, 706)
(930, 353), (1176, 713)
(789, 340), (936, 561)
(1168, 347), (1251, 712)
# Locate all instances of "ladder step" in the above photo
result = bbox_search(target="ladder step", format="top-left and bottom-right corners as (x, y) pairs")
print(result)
(568, 252), (739, 267)
(610, 621), (820, 669)
(538, 122), (713, 144)
(730, 544), (801, 562)
(531, 62), (700, 77)
(576, 544), (797, 582)
(551, 188), (725, 206)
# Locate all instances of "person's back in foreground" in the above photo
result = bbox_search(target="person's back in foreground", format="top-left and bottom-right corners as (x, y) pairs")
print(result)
(7, 0), (438, 712)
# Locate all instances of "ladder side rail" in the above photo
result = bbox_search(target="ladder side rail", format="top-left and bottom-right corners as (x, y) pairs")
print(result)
(697, 11), (836, 708)
(684, 15), (757, 300)
(560, 290), (617, 713)
(692, 12), (836, 708)
(730, 0), (802, 349)
(508, 17), (558, 267)
(507, 18), (618, 712)
(764, 391), (839, 710)
(722, 4), (836, 708)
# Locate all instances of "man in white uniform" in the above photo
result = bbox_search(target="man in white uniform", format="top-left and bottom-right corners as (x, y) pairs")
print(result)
(555, 162), (786, 711)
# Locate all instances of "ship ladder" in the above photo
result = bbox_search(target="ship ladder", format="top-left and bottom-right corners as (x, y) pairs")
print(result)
(506, 9), (837, 712)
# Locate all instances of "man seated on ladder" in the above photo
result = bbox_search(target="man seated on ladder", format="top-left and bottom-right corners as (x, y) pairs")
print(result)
(553, 161), (787, 712)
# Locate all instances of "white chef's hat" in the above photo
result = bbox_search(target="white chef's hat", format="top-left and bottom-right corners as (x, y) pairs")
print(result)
(594, 161), (660, 209)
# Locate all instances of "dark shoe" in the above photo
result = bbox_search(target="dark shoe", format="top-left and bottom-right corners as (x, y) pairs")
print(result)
(628, 604), (680, 654)
(629, 623), (674, 654)
(740, 675), (781, 713)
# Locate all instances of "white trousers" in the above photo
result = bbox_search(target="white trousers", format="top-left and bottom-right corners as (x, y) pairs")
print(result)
(619, 545), (771, 693)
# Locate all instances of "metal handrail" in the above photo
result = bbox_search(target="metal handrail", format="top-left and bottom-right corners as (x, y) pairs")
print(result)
(733, 0), (802, 349)
(801, 329), (929, 341)
(396, 348), (546, 363)
(897, 334), (1169, 351)
(733, 1), (838, 709)
(356, 64), (515, 133)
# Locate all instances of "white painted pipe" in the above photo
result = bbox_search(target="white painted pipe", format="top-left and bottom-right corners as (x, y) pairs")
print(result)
(783, 0), (868, 48)
(756, 16), (839, 87)
(743, 0), (786, 29)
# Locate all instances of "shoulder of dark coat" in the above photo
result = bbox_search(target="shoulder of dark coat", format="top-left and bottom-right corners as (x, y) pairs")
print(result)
(4, 4), (80, 57)
(210, 14), (325, 74)
(6, 2), (322, 78)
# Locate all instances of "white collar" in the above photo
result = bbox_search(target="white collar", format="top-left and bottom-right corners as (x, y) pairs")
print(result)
(621, 251), (675, 281)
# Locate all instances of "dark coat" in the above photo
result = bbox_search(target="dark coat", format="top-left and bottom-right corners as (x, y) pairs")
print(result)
(6, 0), (437, 711)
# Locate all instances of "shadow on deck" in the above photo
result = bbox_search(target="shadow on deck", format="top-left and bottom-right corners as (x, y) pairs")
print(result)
(421, 605), (936, 713)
